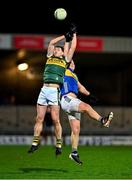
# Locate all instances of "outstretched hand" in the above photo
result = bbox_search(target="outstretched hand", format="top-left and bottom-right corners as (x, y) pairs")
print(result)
(87, 94), (99, 105)
(64, 23), (77, 42)
(64, 31), (73, 42)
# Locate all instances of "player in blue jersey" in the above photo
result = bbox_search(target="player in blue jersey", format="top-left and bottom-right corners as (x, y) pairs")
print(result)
(60, 60), (113, 165)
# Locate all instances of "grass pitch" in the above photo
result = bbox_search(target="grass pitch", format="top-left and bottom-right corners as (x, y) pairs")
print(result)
(0, 145), (132, 179)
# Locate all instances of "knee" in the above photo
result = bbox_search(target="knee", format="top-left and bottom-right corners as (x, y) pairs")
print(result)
(85, 104), (91, 111)
(52, 118), (60, 126)
(72, 126), (80, 135)
(80, 103), (91, 112)
(36, 115), (44, 123)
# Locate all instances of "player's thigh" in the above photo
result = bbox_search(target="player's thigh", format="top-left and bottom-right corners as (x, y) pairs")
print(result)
(61, 96), (81, 112)
(50, 105), (60, 121)
(36, 104), (47, 121)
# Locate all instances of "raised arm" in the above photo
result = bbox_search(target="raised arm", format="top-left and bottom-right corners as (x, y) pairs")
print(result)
(47, 35), (65, 57)
(66, 33), (77, 62)
(63, 31), (74, 58)
(63, 23), (77, 62)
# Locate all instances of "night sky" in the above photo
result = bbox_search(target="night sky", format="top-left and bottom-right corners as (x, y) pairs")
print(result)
(0, 0), (132, 37)
(0, 0), (132, 106)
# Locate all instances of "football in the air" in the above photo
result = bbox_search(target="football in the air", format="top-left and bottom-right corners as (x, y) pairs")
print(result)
(54, 8), (67, 20)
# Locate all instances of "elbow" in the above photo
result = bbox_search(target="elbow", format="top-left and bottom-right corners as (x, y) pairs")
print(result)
(49, 42), (54, 46)
(49, 39), (56, 45)
(87, 91), (90, 96)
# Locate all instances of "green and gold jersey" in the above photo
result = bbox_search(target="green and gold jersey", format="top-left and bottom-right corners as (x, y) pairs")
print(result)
(43, 56), (68, 85)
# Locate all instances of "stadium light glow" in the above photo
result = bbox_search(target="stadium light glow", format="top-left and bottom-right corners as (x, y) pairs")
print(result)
(17, 63), (29, 71)
(17, 49), (26, 58)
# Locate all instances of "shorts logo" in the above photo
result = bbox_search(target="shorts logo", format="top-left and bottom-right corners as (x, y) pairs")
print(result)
(64, 96), (71, 103)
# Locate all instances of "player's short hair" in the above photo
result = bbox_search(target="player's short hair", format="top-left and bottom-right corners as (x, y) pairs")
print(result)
(55, 46), (64, 52)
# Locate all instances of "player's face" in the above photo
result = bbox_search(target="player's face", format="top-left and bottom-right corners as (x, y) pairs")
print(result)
(53, 47), (64, 57)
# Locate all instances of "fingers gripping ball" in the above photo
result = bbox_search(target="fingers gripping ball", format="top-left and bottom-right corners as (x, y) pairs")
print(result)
(54, 8), (67, 20)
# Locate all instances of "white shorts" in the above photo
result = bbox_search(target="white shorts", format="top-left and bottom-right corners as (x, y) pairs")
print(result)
(61, 95), (81, 120)
(37, 86), (60, 106)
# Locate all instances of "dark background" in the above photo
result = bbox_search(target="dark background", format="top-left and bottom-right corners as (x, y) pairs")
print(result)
(0, 0), (132, 106)
(0, 0), (132, 37)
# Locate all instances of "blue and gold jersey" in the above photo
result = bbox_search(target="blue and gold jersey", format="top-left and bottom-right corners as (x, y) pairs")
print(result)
(61, 68), (79, 96)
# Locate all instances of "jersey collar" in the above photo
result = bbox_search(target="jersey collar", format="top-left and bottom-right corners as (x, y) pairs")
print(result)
(68, 68), (74, 72)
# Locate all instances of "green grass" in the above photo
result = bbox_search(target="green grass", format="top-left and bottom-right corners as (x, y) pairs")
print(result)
(0, 145), (132, 179)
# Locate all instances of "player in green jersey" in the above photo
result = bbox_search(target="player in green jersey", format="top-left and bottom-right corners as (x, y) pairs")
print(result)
(28, 25), (77, 156)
